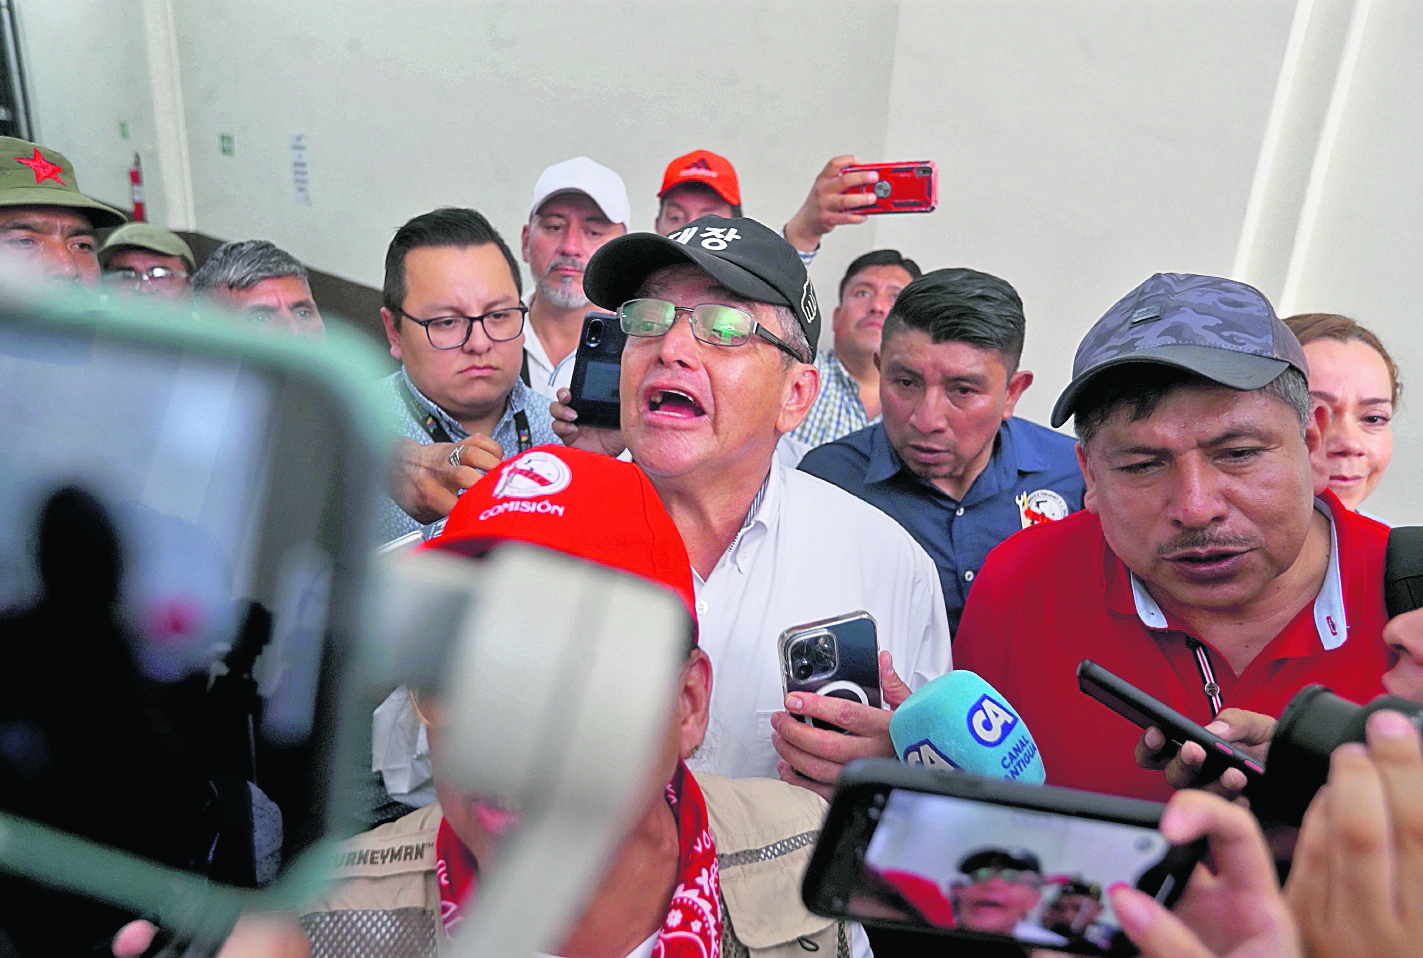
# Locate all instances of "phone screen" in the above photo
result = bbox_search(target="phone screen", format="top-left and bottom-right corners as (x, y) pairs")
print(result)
(580, 359), (621, 403)
(842, 788), (1177, 955)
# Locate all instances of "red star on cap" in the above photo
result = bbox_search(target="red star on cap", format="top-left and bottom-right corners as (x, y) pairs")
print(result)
(14, 147), (66, 185)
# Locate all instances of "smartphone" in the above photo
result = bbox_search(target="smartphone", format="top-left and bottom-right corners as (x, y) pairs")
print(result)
(842, 161), (937, 214)
(567, 311), (625, 430)
(779, 611), (881, 732)
(803, 759), (1207, 956)
(1076, 660), (1265, 792)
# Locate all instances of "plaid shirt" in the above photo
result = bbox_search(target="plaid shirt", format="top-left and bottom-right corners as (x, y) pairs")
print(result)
(790, 350), (872, 450)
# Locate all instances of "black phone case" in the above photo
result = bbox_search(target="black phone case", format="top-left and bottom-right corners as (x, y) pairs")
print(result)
(1076, 660), (1265, 790)
(803, 759), (1207, 956)
(779, 612), (881, 732)
(567, 311), (625, 430)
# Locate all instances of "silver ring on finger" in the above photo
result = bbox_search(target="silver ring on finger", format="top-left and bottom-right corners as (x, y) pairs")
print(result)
(448, 445), (463, 469)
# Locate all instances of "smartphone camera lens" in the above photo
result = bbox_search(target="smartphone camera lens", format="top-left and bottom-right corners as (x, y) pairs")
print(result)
(916, 166), (933, 176)
(586, 318), (603, 348)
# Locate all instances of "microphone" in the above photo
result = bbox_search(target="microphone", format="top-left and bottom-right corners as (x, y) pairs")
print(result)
(889, 670), (1046, 784)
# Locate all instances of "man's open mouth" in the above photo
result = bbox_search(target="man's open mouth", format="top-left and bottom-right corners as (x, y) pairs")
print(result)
(648, 389), (706, 417)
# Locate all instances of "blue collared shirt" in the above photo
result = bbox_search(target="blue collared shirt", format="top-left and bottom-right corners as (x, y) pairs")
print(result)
(799, 417), (1085, 633)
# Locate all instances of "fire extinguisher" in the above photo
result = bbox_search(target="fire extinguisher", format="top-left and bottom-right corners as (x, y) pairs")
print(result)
(129, 153), (146, 222)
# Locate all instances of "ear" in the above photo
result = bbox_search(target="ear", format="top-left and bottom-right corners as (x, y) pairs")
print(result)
(520, 223), (531, 263)
(678, 649), (712, 759)
(775, 362), (820, 435)
(1306, 401), (1329, 497)
(1076, 442), (1098, 514)
(380, 306), (404, 361)
(1002, 369), (1034, 420)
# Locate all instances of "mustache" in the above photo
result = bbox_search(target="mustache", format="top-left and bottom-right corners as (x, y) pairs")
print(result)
(542, 255), (585, 277)
(1157, 529), (1258, 558)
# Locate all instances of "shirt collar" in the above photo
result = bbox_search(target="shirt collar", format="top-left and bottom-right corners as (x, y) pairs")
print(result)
(399, 367), (470, 441)
(1126, 498), (1347, 650)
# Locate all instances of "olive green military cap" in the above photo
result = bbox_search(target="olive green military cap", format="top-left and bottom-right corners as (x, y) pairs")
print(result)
(99, 222), (195, 271)
(0, 136), (126, 228)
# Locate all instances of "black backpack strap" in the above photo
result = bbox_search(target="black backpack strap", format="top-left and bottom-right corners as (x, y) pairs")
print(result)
(1384, 526), (1423, 618)
(520, 348), (532, 387)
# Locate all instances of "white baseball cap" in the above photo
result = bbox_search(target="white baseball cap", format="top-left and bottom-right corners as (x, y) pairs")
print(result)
(527, 156), (630, 228)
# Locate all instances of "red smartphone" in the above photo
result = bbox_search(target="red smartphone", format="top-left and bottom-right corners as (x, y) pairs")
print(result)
(842, 161), (937, 214)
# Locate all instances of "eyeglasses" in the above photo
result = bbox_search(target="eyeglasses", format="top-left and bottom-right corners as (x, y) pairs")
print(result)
(618, 298), (805, 364)
(395, 304), (528, 349)
(105, 265), (189, 286)
(964, 867), (1042, 888)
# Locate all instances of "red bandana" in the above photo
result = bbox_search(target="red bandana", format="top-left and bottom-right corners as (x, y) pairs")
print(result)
(434, 817), (478, 939)
(432, 761), (722, 957)
(654, 761), (721, 958)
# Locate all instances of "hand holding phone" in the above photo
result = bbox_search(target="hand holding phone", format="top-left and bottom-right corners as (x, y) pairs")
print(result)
(1076, 660), (1266, 797)
(841, 162), (938, 214)
(779, 612), (882, 732)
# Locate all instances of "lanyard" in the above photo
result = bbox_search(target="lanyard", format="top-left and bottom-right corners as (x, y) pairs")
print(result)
(401, 378), (534, 455)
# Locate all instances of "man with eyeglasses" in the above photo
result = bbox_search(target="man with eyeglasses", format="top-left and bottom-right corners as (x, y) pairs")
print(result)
(0, 136), (126, 289)
(552, 215), (951, 795)
(378, 206), (559, 542)
(99, 223), (195, 305)
(193, 239), (325, 338)
(953, 848), (1067, 945)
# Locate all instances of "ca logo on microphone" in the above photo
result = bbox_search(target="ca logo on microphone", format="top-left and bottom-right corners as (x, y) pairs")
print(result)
(966, 693), (1018, 746)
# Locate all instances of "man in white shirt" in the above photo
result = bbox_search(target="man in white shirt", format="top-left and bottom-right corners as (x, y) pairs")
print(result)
(519, 157), (630, 399)
(553, 214), (953, 795)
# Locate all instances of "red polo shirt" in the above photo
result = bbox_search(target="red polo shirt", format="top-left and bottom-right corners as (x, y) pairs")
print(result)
(952, 492), (1391, 802)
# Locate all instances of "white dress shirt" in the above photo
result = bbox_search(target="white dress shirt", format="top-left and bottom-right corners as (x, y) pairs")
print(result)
(688, 457), (954, 780)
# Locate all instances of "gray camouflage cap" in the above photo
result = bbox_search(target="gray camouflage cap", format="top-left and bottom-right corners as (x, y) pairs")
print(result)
(1050, 272), (1309, 428)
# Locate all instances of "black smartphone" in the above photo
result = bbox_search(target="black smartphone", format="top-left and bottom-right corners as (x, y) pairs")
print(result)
(803, 759), (1207, 956)
(567, 311), (625, 430)
(779, 611), (881, 732)
(1076, 660), (1265, 792)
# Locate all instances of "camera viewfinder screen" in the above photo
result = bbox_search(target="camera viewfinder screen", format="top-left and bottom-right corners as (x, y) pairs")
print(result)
(581, 360), (621, 403)
(850, 789), (1176, 955)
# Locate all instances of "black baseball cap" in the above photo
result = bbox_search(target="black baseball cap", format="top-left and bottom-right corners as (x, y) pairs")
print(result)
(583, 215), (821, 362)
(958, 847), (1042, 876)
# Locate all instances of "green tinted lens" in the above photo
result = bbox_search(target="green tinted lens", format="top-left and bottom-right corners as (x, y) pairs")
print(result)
(620, 299), (675, 337)
(692, 304), (751, 346)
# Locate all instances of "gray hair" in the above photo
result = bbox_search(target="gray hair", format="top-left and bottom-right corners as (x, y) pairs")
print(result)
(1074, 366), (1311, 447)
(766, 302), (811, 367)
(193, 240), (309, 294)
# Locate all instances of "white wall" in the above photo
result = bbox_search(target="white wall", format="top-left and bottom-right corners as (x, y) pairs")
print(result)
(15, 0), (1423, 521)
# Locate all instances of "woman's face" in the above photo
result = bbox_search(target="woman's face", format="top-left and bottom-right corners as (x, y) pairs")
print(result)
(1304, 338), (1395, 510)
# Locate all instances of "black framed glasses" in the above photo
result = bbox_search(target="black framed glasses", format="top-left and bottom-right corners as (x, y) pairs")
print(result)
(395, 304), (528, 349)
(105, 266), (189, 286)
(963, 867), (1042, 888)
(617, 298), (805, 363)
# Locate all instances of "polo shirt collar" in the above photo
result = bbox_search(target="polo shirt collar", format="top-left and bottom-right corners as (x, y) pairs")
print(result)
(1125, 498), (1346, 651)
(864, 419), (1046, 505)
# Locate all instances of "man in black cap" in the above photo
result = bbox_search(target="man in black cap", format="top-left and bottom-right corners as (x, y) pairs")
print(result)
(953, 847), (1066, 944)
(0, 136), (125, 289)
(552, 215), (952, 797)
(953, 273), (1393, 803)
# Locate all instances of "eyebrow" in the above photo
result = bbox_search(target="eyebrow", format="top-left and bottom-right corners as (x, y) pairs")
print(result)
(1309, 388), (1392, 406)
(0, 217), (95, 238)
(1108, 426), (1277, 458)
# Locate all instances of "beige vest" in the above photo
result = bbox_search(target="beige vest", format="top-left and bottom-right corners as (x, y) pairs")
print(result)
(301, 774), (845, 958)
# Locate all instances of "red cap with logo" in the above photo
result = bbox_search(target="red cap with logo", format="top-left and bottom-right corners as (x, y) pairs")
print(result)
(424, 446), (695, 628)
(658, 150), (741, 206)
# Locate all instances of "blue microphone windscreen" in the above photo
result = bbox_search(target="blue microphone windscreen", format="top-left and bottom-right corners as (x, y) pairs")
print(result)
(890, 670), (1045, 784)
